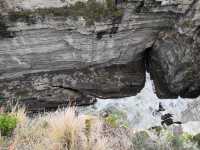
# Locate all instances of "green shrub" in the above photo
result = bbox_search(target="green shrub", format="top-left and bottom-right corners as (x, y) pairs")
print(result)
(104, 112), (128, 128)
(192, 133), (200, 147)
(149, 126), (162, 136)
(0, 114), (17, 136)
(181, 132), (193, 142)
(105, 114), (119, 128)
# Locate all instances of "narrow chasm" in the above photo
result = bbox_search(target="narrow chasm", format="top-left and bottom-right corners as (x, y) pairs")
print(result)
(143, 46), (178, 99)
(144, 47), (152, 73)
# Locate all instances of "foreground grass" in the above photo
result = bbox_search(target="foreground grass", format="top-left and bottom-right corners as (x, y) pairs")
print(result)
(0, 107), (200, 150)
(0, 107), (108, 150)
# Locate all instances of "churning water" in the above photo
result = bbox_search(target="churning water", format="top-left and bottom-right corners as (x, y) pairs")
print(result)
(79, 74), (200, 133)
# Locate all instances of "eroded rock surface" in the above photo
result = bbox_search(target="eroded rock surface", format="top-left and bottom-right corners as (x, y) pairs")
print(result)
(0, 0), (200, 111)
(148, 0), (200, 98)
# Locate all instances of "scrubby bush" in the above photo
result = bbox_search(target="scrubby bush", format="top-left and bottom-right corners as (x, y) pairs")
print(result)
(192, 133), (200, 147)
(1, 106), (199, 150)
(105, 114), (119, 127)
(5, 107), (108, 150)
(0, 114), (17, 136)
(104, 107), (129, 128)
(181, 132), (193, 142)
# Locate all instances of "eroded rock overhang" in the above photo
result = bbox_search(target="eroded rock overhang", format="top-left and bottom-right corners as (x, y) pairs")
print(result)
(0, 0), (200, 111)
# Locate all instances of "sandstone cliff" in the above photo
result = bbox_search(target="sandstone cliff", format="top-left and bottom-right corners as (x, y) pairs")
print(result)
(0, 0), (199, 111)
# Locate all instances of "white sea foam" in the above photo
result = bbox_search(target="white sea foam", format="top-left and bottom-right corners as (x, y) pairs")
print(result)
(79, 73), (199, 132)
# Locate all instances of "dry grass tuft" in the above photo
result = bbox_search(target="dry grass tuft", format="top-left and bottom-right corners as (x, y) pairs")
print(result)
(1, 106), (198, 150)
(47, 108), (83, 150)
(2, 107), (108, 150)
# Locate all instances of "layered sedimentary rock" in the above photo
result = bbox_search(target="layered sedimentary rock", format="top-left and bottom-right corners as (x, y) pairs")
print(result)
(148, 0), (200, 98)
(0, 0), (199, 111)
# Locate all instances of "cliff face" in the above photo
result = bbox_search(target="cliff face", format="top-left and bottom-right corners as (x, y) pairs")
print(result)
(0, 0), (199, 111)
(148, 0), (200, 98)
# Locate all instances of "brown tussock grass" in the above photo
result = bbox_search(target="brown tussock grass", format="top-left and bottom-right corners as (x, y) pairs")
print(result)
(5, 107), (108, 150)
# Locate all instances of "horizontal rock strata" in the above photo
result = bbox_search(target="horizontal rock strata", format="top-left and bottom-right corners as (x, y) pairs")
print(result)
(0, 0), (199, 111)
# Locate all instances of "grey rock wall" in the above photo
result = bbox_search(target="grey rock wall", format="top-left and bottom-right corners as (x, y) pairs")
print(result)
(0, 0), (199, 111)
(148, 0), (200, 98)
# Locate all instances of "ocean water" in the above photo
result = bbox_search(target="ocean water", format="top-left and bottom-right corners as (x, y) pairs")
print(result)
(79, 74), (199, 132)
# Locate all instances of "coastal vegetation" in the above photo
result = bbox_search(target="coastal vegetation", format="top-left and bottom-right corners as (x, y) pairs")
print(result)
(0, 106), (199, 150)
(8, 0), (124, 25)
